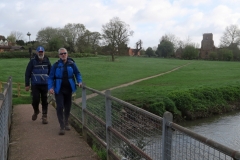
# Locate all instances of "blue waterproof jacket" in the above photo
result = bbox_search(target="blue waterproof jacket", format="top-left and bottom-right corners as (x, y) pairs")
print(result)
(48, 58), (82, 94)
(25, 55), (51, 86)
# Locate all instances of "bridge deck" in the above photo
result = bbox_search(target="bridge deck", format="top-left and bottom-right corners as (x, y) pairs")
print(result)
(8, 104), (99, 160)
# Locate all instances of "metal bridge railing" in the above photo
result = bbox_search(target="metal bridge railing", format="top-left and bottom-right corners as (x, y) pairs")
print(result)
(67, 84), (240, 160)
(0, 77), (12, 160)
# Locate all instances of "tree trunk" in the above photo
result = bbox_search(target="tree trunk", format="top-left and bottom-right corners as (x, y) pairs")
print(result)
(111, 53), (115, 61)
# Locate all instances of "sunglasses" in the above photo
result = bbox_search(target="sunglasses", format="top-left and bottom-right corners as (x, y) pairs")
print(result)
(38, 51), (44, 53)
(59, 52), (67, 55)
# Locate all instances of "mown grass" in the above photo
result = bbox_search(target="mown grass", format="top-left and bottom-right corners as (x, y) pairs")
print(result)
(1, 56), (240, 121)
(112, 60), (240, 96)
(0, 56), (189, 89)
(112, 60), (240, 121)
(0, 56), (189, 105)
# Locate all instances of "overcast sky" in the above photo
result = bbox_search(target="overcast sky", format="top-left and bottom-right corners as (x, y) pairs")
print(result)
(1, 0), (240, 49)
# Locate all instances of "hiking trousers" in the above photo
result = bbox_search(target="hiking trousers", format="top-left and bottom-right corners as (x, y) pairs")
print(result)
(55, 89), (72, 129)
(31, 85), (48, 114)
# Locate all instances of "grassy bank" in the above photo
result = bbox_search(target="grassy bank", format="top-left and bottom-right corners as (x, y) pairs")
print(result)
(111, 60), (240, 121)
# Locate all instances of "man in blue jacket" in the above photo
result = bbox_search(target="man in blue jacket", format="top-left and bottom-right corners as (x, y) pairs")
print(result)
(25, 46), (51, 124)
(48, 48), (82, 135)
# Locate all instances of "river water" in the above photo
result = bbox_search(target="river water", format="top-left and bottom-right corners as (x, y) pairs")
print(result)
(179, 111), (240, 151)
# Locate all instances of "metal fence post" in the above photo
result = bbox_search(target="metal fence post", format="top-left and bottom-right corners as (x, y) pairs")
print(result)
(162, 111), (173, 160)
(4, 83), (8, 160)
(82, 83), (87, 141)
(0, 92), (4, 158)
(105, 90), (112, 160)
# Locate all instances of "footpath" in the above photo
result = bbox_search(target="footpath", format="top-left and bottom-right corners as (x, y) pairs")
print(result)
(75, 63), (191, 103)
(8, 104), (99, 160)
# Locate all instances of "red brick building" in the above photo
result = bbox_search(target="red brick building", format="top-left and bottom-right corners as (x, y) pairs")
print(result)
(128, 48), (141, 56)
(199, 33), (217, 59)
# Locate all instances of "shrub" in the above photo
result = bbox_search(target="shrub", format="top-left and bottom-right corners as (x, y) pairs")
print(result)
(208, 51), (218, 60)
(181, 45), (199, 60)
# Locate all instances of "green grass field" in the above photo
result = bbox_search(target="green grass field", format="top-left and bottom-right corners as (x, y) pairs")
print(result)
(1, 56), (240, 121)
(0, 56), (189, 89)
(112, 60), (240, 97)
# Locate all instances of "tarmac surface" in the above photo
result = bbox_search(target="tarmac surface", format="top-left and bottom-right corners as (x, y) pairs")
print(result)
(8, 104), (99, 160)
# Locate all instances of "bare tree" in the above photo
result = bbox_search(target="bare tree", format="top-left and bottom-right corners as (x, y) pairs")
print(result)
(7, 34), (16, 46)
(135, 39), (142, 50)
(102, 17), (134, 61)
(220, 24), (240, 47)
(7, 31), (23, 45)
(183, 36), (199, 48)
(10, 31), (23, 40)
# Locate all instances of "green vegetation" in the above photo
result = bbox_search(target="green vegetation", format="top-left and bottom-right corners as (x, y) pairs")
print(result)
(145, 47), (155, 57)
(182, 45), (199, 60)
(112, 60), (240, 121)
(156, 40), (174, 57)
(1, 56), (240, 121)
(92, 144), (107, 160)
(0, 51), (96, 59)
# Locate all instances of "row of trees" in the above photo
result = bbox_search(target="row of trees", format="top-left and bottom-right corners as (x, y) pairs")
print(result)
(144, 24), (240, 60)
(5, 19), (240, 61)
(145, 34), (199, 59)
(35, 17), (134, 61)
(6, 17), (134, 61)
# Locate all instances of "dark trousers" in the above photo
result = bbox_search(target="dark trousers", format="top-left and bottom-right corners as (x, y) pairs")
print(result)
(55, 90), (72, 129)
(31, 85), (48, 114)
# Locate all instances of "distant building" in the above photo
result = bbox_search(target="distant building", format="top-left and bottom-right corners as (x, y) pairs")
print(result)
(129, 48), (141, 56)
(0, 35), (6, 41)
(129, 40), (142, 56)
(175, 33), (219, 59)
(0, 35), (10, 52)
(0, 34), (25, 52)
(0, 35), (8, 46)
(199, 33), (217, 59)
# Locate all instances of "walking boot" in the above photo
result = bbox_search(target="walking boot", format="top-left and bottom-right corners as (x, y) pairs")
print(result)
(59, 128), (65, 135)
(32, 110), (40, 121)
(65, 120), (71, 130)
(42, 114), (48, 124)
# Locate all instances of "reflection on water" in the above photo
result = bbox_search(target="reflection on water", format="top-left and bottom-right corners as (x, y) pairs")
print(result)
(179, 111), (240, 151)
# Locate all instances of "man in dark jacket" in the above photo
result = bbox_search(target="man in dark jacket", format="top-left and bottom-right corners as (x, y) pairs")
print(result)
(25, 46), (51, 124)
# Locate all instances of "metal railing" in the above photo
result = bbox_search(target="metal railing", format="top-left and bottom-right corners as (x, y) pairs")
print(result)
(0, 77), (12, 160)
(68, 84), (240, 160)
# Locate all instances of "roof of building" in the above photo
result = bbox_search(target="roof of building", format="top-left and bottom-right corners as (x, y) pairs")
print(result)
(0, 35), (6, 40)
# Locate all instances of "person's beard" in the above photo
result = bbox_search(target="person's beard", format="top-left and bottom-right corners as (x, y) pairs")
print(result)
(38, 55), (44, 59)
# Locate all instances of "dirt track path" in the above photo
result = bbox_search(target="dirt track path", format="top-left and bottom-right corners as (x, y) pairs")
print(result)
(74, 63), (191, 104)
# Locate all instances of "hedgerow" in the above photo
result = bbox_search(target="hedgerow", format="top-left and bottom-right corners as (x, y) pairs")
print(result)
(127, 85), (240, 121)
(167, 86), (240, 120)
(0, 51), (96, 58)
